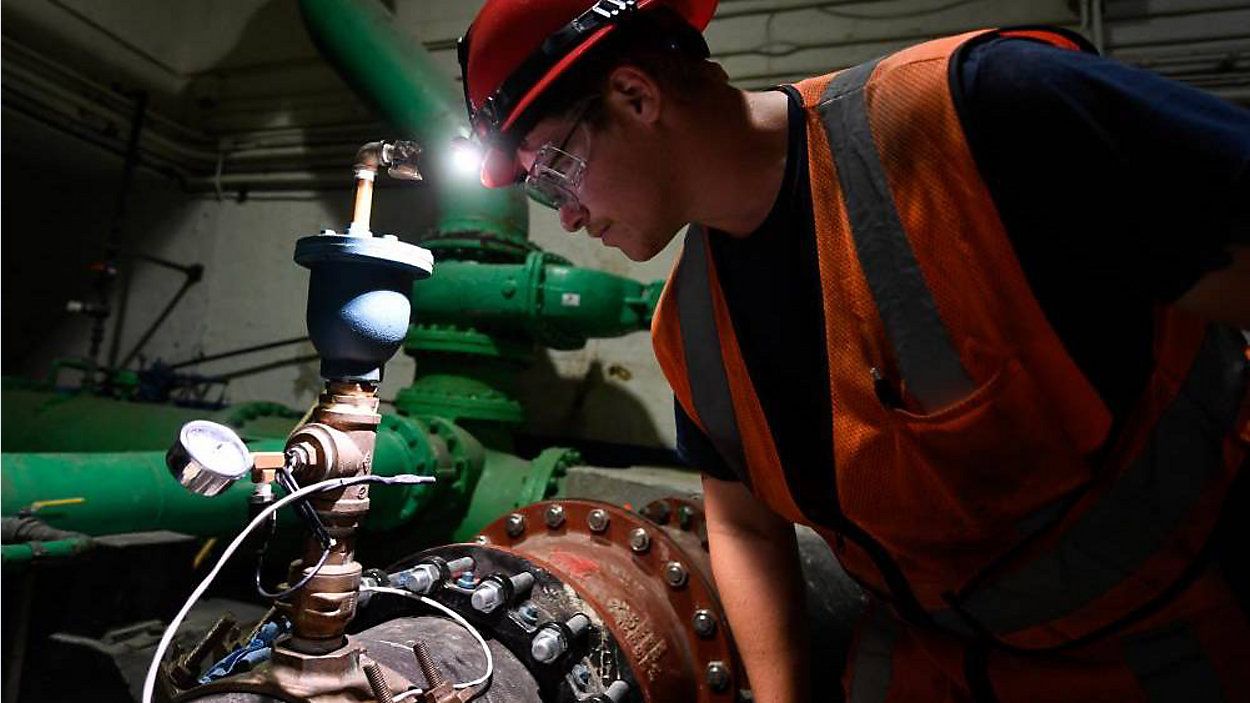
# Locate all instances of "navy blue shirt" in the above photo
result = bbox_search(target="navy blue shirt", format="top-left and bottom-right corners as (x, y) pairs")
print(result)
(678, 36), (1250, 483)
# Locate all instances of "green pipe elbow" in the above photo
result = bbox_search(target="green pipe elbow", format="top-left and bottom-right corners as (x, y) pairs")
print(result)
(298, 0), (528, 243)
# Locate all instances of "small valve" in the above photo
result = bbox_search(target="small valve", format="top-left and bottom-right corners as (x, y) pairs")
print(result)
(380, 141), (423, 181)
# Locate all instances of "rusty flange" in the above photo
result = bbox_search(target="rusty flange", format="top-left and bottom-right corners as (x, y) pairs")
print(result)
(477, 499), (743, 701)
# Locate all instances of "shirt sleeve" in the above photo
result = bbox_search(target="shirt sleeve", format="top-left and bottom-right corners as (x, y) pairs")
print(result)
(957, 36), (1250, 304)
(673, 397), (740, 481)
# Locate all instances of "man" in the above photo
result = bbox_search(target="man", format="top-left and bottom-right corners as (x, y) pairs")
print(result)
(458, 1), (1250, 700)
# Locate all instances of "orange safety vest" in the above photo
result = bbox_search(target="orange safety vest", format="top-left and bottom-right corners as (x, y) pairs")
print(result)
(651, 28), (1250, 701)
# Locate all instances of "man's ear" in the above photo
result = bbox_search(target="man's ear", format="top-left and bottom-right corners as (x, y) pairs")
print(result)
(605, 65), (662, 125)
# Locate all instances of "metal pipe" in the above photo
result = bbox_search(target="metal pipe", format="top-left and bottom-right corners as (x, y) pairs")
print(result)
(0, 386), (298, 453)
(298, 0), (529, 243)
(166, 336), (311, 370)
(1, 538), (95, 568)
(103, 90), (148, 372)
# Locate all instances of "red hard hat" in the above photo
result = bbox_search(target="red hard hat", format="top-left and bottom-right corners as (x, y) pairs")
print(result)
(459, 0), (718, 188)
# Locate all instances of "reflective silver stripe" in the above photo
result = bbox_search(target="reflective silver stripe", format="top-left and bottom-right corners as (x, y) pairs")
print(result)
(675, 225), (749, 482)
(946, 326), (1248, 635)
(816, 59), (974, 411)
(1124, 623), (1225, 702)
(849, 606), (898, 703)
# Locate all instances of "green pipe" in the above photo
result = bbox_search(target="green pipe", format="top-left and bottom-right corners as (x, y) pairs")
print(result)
(411, 253), (663, 351)
(0, 382), (299, 453)
(2, 538), (94, 571)
(452, 446), (580, 542)
(2, 442), (287, 536)
(0, 412), (494, 538)
(298, 0), (528, 244)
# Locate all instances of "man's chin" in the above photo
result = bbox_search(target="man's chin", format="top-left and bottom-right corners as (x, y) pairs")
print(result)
(614, 240), (658, 263)
(609, 230), (671, 263)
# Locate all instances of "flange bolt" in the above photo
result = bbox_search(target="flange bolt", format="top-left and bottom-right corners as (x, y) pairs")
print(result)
(471, 572), (535, 614)
(587, 508), (610, 533)
(628, 527), (651, 554)
(706, 661), (730, 692)
(531, 613), (590, 664)
(505, 513), (526, 537)
(664, 561), (688, 588)
(545, 504), (566, 529)
(692, 609), (718, 638)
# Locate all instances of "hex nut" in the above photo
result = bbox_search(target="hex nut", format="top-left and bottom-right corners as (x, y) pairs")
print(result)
(664, 561), (688, 588)
(505, 513), (526, 537)
(705, 661), (730, 692)
(692, 609), (717, 638)
(545, 504), (566, 529)
(587, 508), (610, 533)
(628, 527), (651, 554)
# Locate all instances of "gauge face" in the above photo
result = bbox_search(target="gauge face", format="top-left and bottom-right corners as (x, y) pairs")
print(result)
(178, 421), (250, 479)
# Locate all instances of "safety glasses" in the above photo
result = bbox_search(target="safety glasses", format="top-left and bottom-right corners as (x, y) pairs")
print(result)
(523, 101), (594, 211)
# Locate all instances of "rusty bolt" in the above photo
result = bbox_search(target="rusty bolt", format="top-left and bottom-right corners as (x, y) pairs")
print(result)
(545, 504), (566, 529)
(505, 513), (526, 537)
(411, 640), (446, 689)
(628, 527), (651, 554)
(705, 661), (730, 692)
(664, 561), (688, 588)
(587, 508), (610, 533)
(360, 654), (394, 703)
(692, 609), (717, 638)
(171, 614), (236, 687)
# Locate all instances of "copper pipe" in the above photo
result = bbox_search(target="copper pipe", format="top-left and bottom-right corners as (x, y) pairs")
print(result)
(350, 173), (375, 235)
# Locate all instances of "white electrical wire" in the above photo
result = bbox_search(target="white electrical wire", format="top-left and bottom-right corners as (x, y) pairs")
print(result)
(141, 473), (435, 703)
(362, 585), (495, 697)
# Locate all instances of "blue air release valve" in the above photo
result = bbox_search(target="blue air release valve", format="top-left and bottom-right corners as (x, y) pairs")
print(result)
(294, 141), (434, 381)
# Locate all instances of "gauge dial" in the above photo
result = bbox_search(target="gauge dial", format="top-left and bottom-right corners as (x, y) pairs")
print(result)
(166, 420), (251, 497)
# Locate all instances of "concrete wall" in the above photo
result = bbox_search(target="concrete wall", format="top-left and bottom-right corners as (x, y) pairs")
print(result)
(4, 0), (1246, 451)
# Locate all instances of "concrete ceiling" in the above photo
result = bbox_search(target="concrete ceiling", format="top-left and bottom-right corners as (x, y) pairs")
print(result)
(3, 0), (1245, 188)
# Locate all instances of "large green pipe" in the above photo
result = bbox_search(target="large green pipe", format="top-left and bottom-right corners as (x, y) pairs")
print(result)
(2, 441), (289, 536)
(1, 383), (299, 453)
(298, 0), (528, 243)
(411, 254), (663, 350)
(0, 409), (545, 541)
(0, 412), (466, 536)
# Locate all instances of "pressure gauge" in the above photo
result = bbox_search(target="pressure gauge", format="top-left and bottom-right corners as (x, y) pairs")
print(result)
(166, 421), (252, 497)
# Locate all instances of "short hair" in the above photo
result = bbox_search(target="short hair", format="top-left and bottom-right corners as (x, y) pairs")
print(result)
(510, 7), (718, 139)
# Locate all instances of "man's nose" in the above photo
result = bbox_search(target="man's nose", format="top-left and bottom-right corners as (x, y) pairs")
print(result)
(559, 201), (588, 232)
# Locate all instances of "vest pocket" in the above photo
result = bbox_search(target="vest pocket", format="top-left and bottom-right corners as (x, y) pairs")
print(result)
(884, 356), (1091, 548)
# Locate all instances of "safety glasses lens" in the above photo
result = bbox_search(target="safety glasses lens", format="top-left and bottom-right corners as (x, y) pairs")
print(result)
(525, 144), (585, 210)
